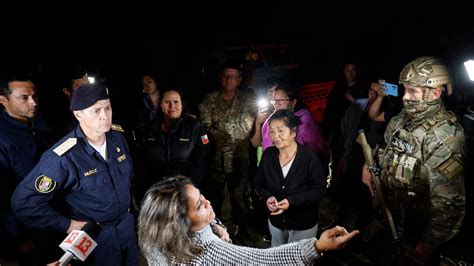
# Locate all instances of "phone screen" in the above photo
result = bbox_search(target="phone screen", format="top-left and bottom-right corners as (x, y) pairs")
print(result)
(382, 82), (398, 97)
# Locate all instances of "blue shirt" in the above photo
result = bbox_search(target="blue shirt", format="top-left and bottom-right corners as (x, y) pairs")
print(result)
(11, 125), (133, 233)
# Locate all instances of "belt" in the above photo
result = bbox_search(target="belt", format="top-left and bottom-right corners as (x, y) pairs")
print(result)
(98, 211), (128, 228)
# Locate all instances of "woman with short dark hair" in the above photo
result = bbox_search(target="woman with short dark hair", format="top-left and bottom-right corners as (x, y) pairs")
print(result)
(256, 109), (327, 247)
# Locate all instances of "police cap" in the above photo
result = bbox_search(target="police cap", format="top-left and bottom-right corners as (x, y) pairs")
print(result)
(70, 84), (109, 111)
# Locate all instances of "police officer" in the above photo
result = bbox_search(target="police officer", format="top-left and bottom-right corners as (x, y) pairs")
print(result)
(11, 83), (139, 265)
(0, 74), (54, 264)
(361, 57), (466, 265)
(136, 88), (210, 200)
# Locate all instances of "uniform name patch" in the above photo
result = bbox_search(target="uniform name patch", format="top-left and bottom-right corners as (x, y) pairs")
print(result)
(201, 134), (209, 145)
(35, 175), (56, 193)
(84, 168), (98, 176)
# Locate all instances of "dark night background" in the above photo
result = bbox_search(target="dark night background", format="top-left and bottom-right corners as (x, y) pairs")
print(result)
(0, 3), (473, 141)
(2, 3), (474, 111)
(3, 4), (474, 94)
(1, 2), (474, 263)
(1, 3), (474, 127)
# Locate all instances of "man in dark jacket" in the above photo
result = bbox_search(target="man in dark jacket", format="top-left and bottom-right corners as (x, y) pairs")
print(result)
(0, 74), (54, 264)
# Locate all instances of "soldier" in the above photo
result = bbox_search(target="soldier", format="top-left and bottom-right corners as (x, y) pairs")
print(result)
(361, 57), (466, 265)
(11, 83), (139, 265)
(198, 61), (256, 244)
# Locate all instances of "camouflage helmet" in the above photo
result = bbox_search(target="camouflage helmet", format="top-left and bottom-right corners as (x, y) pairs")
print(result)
(399, 56), (451, 88)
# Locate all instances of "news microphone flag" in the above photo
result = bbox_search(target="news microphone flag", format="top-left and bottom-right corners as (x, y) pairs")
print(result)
(59, 229), (97, 261)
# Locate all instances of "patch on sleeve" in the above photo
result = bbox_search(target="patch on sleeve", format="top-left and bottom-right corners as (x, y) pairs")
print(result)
(201, 134), (209, 145)
(35, 175), (57, 193)
(438, 157), (463, 181)
(111, 124), (125, 132)
(53, 138), (77, 156)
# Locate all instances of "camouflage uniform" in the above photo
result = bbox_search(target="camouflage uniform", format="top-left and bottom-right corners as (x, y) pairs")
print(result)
(377, 106), (466, 248)
(198, 90), (256, 226)
(366, 57), (466, 264)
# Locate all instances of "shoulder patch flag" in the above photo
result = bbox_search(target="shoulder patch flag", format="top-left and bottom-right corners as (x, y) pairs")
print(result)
(53, 138), (77, 156)
(201, 134), (209, 145)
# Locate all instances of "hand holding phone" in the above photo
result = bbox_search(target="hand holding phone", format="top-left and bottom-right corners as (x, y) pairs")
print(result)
(381, 82), (398, 97)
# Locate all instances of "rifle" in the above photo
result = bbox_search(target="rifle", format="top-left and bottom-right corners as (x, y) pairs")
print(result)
(357, 129), (405, 265)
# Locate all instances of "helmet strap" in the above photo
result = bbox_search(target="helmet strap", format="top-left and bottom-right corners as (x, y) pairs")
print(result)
(446, 83), (453, 96)
(422, 87), (431, 101)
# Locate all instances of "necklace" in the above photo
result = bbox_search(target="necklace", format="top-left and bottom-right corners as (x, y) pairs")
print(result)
(280, 147), (297, 168)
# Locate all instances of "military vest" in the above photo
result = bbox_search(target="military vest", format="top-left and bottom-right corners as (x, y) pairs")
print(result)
(377, 109), (461, 210)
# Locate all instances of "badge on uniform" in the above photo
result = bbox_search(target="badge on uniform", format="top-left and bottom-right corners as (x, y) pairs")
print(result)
(35, 175), (57, 193)
(111, 124), (125, 132)
(117, 154), (126, 162)
(201, 134), (209, 145)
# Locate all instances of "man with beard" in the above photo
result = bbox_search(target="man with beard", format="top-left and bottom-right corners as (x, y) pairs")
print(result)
(361, 57), (466, 265)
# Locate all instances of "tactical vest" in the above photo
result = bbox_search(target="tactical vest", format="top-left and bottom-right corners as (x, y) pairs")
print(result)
(377, 110), (461, 210)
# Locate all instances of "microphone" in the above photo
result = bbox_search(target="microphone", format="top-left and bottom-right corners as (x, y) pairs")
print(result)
(58, 222), (101, 266)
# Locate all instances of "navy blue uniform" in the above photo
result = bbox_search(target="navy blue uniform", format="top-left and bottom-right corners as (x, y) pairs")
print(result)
(11, 126), (139, 265)
(0, 109), (53, 252)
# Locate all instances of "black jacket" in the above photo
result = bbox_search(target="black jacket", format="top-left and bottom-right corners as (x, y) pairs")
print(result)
(137, 116), (210, 192)
(255, 144), (326, 230)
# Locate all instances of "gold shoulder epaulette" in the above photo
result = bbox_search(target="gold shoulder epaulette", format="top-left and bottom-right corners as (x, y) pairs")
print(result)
(111, 124), (125, 132)
(53, 138), (77, 156)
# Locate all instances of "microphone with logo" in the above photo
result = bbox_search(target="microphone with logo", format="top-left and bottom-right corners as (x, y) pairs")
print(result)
(58, 222), (101, 266)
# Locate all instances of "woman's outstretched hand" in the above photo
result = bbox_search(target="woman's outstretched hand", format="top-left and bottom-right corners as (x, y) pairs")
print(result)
(314, 226), (359, 253)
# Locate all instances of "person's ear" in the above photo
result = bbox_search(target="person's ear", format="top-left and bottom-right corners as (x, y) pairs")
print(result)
(291, 128), (298, 136)
(73, 110), (82, 121)
(431, 88), (443, 99)
(0, 95), (8, 107)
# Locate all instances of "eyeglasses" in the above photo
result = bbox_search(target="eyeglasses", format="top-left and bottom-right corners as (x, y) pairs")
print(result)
(271, 98), (291, 104)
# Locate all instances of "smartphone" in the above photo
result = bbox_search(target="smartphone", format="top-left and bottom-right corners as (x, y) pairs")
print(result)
(381, 82), (398, 97)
